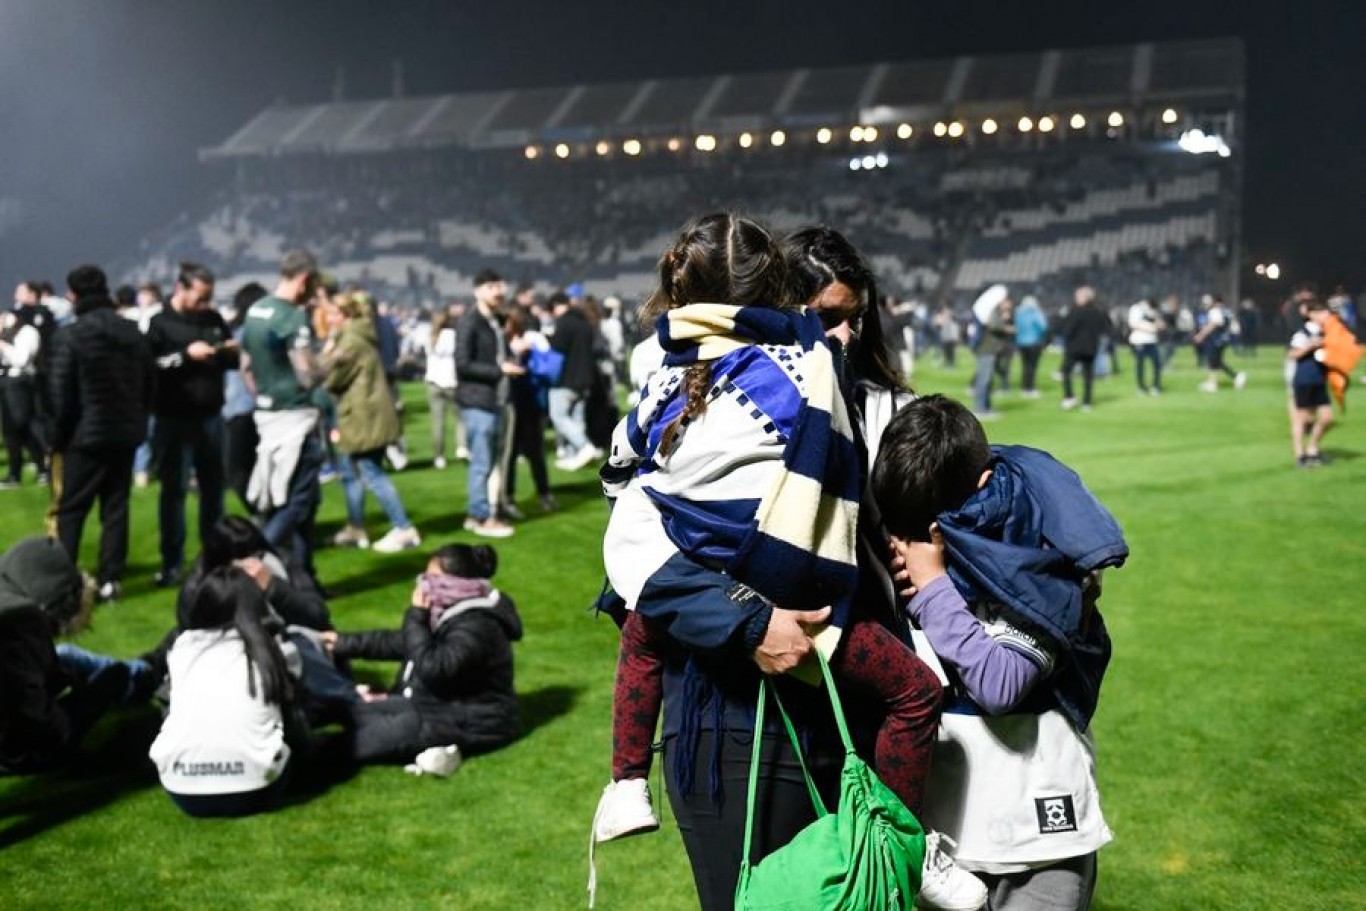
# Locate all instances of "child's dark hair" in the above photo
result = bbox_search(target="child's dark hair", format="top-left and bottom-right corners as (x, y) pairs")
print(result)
(870, 395), (991, 541)
(641, 213), (790, 456)
(202, 516), (272, 569)
(432, 544), (498, 579)
(180, 565), (293, 706)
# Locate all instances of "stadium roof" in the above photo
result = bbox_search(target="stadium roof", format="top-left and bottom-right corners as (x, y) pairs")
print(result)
(203, 38), (1242, 159)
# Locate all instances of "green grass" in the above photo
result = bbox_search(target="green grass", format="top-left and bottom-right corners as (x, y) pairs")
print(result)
(1, 347), (1362, 910)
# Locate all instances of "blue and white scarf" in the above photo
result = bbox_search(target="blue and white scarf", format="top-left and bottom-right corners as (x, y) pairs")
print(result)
(604, 303), (861, 654)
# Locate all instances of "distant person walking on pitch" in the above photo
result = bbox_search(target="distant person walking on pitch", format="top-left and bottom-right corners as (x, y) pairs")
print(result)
(1059, 285), (1112, 412)
(1127, 297), (1163, 396)
(1193, 296), (1246, 392)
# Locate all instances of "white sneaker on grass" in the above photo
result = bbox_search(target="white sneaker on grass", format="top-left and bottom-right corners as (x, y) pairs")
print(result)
(1234, 371), (1248, 389)
(917, 832), (988, 911)
(592, 779), (660, 843)
(332, 525), (370, 549)
(372, 526), (421, 554)
(433, 455), (448, 470)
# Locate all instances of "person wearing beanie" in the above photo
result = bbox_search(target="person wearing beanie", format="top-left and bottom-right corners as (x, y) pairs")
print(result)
(47, 265), (156, 603)
(0, 536), (125, 772)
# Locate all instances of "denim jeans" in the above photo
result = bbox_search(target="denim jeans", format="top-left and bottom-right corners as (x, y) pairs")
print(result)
(972, 353), (998, 413)
(262, 426), (322, 578)
(55, 644), (154, 703)
(547, 387), (589, 452)
(461, 406), (500, 521)
(154, 415), (226, 574)
(1133, 343), (1162, 392)
(338, 450), (411, 530)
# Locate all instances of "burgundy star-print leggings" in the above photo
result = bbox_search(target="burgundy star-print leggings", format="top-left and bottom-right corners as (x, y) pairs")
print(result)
(611, 610), (943, 817)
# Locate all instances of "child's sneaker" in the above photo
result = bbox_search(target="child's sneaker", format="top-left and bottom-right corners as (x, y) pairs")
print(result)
(592, 779), (660, 843)
(372, 526), (421, 554)
(917, 831), (988, 910)
(332, 524), (370, 549)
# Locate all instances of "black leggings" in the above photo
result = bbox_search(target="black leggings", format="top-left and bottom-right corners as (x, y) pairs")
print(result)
(1, 377), (47, 480)
(507, 406), (550, 499)
(663, 728), (840, 911)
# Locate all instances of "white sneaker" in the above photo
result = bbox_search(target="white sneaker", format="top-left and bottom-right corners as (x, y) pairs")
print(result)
(1199, 380), (1218, 393)
(386, 443), (409, 471)
(1234, 371), (1248, 389)
(1060, 397), (1078, 411)
(455, 447), (470, 461)
(372, 526), (421, 553)
(558, 444), (604, 472)
(466, 517), (515, 539)
(592, 779), (660, 843)
(917, 832), (987, 910)
(332, 524), (370, 549)
(404, 744), (462, 778)
(433, 456), (448, 470)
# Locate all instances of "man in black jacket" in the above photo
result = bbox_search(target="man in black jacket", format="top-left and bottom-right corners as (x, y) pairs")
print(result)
(455, 269), (520, 538)
(547, 292), (603, 471)
(1059, 285), (1113, 412)
(146, 263), (239, 587)
(47, 265), (155, 602)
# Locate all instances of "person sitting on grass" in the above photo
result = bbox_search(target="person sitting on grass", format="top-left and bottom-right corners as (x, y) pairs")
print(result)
(321, 544), (522, 769)
(871, 394), (1127, 911)
(0, 537), (122, 774)
(149, 565), (302, 818)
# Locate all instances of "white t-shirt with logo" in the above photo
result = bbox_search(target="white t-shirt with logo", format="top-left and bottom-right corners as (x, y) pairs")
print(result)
(149, 629), (290, 796)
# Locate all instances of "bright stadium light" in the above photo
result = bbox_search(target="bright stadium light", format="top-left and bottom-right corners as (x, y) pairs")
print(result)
(849, 157), (862, 171)
(861, 155), (876, 169)
(695, 134), (717, 152)
(739, 132), (753, 148)
(667, 137), (682, 151)
(933, 121), (947, 137)
(1108, 111), (1125, 128)
(554, 143), (570, 159)
(816, 127), (833, 144)
(982, 118), (998, 135)
(595, 140), (611, 156)
(850, 126), (865, 142)
(948, 121), (964, 138)
(622, 138), (642, 156)
(874, 152), (888, 168)
(863, 126), (878, 142)
(1017, 116), (1033, 133)
(1070, 113), (1087, 129)
(1266, 263), (1281, 280)
(770, 129), (787, 146)
(897, 123), (913, 139)
(1178, 128), (1232, 157)
(524, 145), (539, 160)
(1162, 108), (1179, 124)
(1038, 116), (1056, 133)
(1255, 263), (1266, 276)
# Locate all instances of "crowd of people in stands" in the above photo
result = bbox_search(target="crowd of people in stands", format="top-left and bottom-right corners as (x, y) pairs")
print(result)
(0, 216), (1359, 911)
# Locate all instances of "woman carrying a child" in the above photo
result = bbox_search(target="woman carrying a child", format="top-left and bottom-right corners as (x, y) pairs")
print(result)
(321, 543), (522, 767)
(596, 217), (984, 911)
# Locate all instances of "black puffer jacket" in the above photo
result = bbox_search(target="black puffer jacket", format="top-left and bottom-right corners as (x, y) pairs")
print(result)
(550, 306), (598, 393)
(334, 592), (522, 754)
(454, 308), (505, 411)
(0, 537), (84, 769)
(47, 296), (155, 452)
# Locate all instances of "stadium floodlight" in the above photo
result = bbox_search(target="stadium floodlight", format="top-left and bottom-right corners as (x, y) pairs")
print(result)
(861, 155), (876, 169)
(874, 152), (888, 168)
(1266, 263), (1281, 280)
(947, 121), (964, 138)
(1162, 108), (1179, 124)
(850, 126), (865, 142)
(1038, 116), (1056, 133)
(667, 137), (682, 151)
(816, 127), (833, 144)
(695, 134), (717, 152)
(863, 126), (878, 142)
(739, 132), (753, 148)
(849, 158), (862, 171)
(981, 118), (998, 135)
(524, 145), (539, 160)
(622, 138), (642, 156)
(1017, 116), (1033, 133)
(595, 140), (611, 156)
(1070, 113), (1087, 129)
(933, 121), (947, 137)
(1108, 111), (1124, 128)
(554, 143), (570, 159)
(770, 130), (787, 146)
(1178, 128), (1232, 157)
(897, 123), (913, 140)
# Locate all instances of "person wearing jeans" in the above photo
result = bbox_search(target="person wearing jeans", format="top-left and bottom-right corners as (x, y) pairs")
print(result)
(970, 286), (1013, 418)
(1127, 298), (1163, 395)
(455, 269), (518, 538)
(547, 292), (602, 470)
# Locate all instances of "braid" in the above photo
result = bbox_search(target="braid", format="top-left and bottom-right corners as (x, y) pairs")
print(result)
(657, 361), (713, 457)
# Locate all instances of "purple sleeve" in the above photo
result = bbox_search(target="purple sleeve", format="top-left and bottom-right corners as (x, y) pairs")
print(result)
(907, 575), (1046, 714)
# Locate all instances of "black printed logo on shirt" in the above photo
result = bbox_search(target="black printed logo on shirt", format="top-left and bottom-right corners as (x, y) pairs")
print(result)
(1035, 795), (1078, 834)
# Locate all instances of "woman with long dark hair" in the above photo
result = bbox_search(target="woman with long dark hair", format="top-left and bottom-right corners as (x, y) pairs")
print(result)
(149, 565), (297, 818)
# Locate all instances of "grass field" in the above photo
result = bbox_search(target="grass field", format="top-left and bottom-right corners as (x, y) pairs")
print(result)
(1, 346), (1362, 910)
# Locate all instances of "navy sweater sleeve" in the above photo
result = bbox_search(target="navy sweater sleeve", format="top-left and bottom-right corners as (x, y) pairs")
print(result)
(634, 552), (771, 654)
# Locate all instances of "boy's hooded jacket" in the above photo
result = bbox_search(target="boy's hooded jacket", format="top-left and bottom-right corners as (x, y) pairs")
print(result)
(0, 537), (84, 767)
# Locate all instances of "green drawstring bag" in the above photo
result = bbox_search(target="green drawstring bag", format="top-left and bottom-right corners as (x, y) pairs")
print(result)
(734, 651), (926, 911)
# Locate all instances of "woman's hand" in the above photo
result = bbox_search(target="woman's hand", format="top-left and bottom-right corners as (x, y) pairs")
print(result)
(233, 556), (273, 592)
(889, 524), (948, 599)
(319, 630), (337, 655)
(411, 580), (430, 610)
(752, 606), (831, 675)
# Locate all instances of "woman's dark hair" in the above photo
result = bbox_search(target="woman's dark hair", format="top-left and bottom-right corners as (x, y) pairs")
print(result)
(642, 213), (790, 455)
(432, 544), (498, 579)
(783, 226), (903, 391)
(180, 565), (293, 706)
(202, 516), (272, 570)
(870, 395), (991, 541)
(502, 303), (531, 338)
(231, 282), (267, 332)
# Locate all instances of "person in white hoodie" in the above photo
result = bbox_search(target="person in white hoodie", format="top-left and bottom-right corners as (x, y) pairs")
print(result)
(1126, 298), (1164, 395)
(149, 565), (298, 818)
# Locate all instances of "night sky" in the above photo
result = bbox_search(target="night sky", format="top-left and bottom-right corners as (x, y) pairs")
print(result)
(1, 0), (1362, 288)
